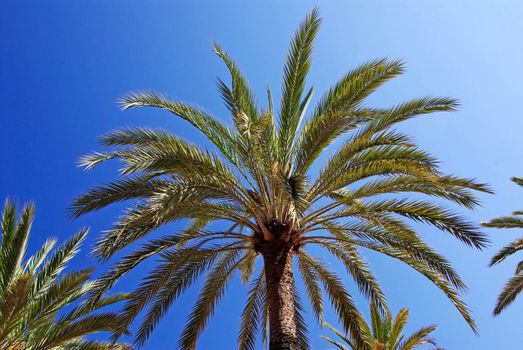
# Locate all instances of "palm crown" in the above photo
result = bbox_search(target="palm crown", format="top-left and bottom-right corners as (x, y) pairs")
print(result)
(482, 177), (523, 315)
(0, 199), (131, 350)
(321, 303), (441, 350)
(71, 8), (490, 350)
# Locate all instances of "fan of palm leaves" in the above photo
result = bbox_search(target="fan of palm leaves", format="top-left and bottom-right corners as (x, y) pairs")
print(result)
(321, 303), (442, 350)
(482, 177), (523, 315)
(0, 199), (132, 350)
(71, 8), (490, 350)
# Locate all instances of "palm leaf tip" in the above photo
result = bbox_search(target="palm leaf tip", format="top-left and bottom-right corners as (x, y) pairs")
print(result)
(278, 7), (321, 161)
(118, 91), (165, 111)
(511, 177), (523, 186)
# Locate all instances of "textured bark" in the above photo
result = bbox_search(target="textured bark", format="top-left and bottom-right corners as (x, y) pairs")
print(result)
(263, 247), (298, 350)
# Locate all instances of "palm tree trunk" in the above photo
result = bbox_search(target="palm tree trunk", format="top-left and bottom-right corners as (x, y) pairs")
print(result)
(263, 247), (298, 350)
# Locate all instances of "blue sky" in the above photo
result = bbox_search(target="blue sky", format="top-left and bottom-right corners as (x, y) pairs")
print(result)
(1, 1), (523, 349)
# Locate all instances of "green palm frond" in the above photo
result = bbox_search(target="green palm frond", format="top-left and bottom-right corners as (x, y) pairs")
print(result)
(388, 308), (409, 347)
(493, 273), (523, 315)
(33, 228), (88, 294)
(179, 250), (243, 349)
(397, 326), (437, 350)
(237, 271), (265, 350)
(73, 8), (488, 349)
(483, 216), (523, 228)
(121, 246), (230, 344)
(294, 288), (310, 350)
(490, 238), (523, 266)
(322, 322), (354, 349)
(0, 199), (33, 294)
(355, 238), (477, 333)
(482, 177), (523, 315)
(278, 8), (321, 164)
(294, 59), (404, 175)
(322, 304), (439, 350)
(0, 200), (130, 350)
(297, 254), (324, 323)
(297, 251), (367, 349)
(213, 41), (259, 125)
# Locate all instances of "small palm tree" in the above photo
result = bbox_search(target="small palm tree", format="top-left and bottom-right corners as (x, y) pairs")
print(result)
(321, 304), (441, 350)
(482, 177), (523, 314)
(72, 9), (490, 350)
(0, 199), (131, 350)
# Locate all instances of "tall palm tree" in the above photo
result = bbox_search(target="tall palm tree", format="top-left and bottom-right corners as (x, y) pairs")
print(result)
(321, 304), (441, 350)
(0, 199), (131, 350)
(482, 177), (523, 315)
(71, 9), (490, 350)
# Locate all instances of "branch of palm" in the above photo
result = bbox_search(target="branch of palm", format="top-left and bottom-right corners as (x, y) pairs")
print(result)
(482, 177), (523, 315)
(321, 303), (441, 350)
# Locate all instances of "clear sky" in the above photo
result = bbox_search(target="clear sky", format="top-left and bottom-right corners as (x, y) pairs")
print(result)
(1, 1), (523, 349)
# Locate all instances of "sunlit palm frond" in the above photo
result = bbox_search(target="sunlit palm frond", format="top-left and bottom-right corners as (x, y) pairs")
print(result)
(179, 250), (244, 349)
(482, 177), (523, 315)
(237, 271), (265, 350)
(297, 254), (323, 323)
(0, 200), (130, 350)
(294, 288), (310, 350)
(322, 304), (439, 350)
(119, 92), (242, 168)
(213, 41), (259, 126)
(278, 8), (321, 164)
(397, 326), (437, 350)
(297, 251), (367, 349)
(294, 58), (405, 175)
(493, 273), (523, 315)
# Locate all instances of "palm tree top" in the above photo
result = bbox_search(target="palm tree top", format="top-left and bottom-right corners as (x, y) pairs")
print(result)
(71, 8), (490, 349)
(321, 303), (441, 350)
(0, 198), (132, 350)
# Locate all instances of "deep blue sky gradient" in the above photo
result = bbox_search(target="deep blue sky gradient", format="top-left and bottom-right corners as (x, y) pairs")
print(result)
(2, 1), (523, 349)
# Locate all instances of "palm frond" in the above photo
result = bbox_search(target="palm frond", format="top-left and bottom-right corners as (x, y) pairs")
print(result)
(493, 273), (523, 315)
(213, 41), (259, 125)
(179, 250), (242, 349)
(0, 200), (128, 349)
(294, 59), (405, 174)
(389, 308), (409, 347)
(322, 305), (438, 350)
(483, 216), (523, 229)
(278, 8), (321, 164)
(69, 175), (166, 218)
(138, 246), (247, 344)
(355, 240), (477, 334)
(297, 254), (324, 323)
(294, 288), (310, 350)
(33, 228), (88, 295)
(118, 91), (242, 168)
(397, 325), (437, 350)
(482, 177), (523, 315)
(0, 200), (33, 293)
(490, 238), (523, 266)
(297, 251), (367, 349)
(237, 271), (265, 350)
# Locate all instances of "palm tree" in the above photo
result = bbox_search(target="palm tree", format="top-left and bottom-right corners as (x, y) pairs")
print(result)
(0, 199), (131, 350)
(71, 9), (491, 350)
(482, 177), (523, 315)
(321, 304), (441, 350)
